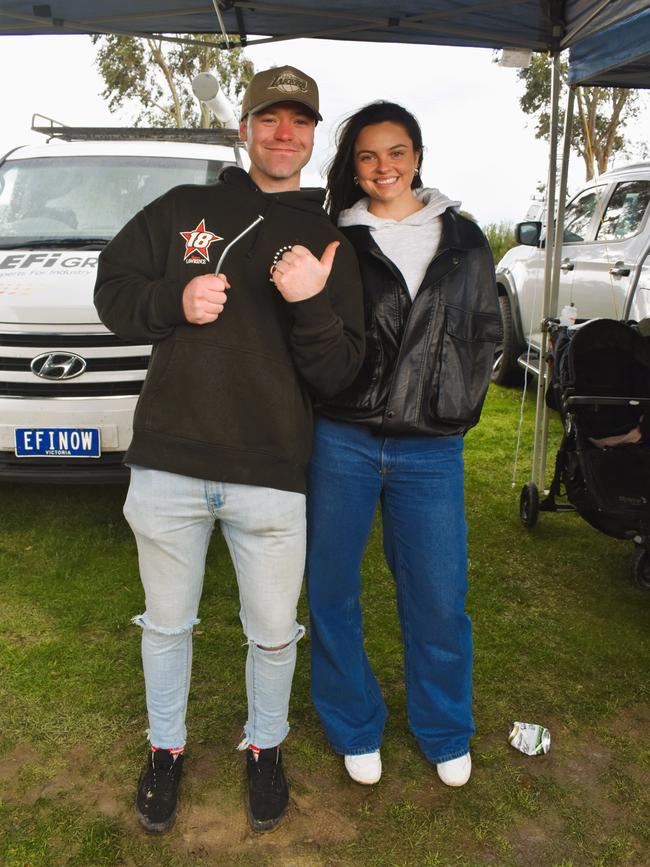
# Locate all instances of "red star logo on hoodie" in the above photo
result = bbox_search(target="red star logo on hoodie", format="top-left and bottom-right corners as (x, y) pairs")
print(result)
(179, 219), (222, 263)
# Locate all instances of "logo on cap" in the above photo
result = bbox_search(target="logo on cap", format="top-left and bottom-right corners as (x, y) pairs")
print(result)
(269, 72), (308, 95)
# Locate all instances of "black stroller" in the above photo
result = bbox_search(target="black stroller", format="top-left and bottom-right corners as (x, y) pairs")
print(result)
(519, 318), (650, 588)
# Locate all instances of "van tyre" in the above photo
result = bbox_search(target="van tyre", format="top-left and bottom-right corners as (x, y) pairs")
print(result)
(492, 294), (523, 387)
(632, 546), (650, 590)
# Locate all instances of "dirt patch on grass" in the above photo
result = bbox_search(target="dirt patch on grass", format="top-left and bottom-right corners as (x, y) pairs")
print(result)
(0, 601), (56, 647)
(1, 742), (129, 822)
(172, 759), (361, 864)
(519, 718), (614, 790)
(507, 812), (567, 867)
(608, 703), (650, 741)
(0, 743), (40, 788)
(1, 740), (361, 864)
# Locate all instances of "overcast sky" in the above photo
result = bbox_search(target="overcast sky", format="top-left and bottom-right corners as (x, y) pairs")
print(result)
(1, 34), (647, 226)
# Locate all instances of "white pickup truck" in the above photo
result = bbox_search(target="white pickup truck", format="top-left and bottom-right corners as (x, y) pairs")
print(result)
(493, 162), (650, 385)
(0, 117), (241, 482)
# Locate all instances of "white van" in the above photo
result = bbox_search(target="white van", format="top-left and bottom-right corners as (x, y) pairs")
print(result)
(0, 118), (240, 481)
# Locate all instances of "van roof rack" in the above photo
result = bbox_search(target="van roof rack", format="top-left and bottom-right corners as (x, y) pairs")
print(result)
(31, 113), (242, 146)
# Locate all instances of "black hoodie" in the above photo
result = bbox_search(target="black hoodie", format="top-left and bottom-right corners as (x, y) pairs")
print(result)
(94, 167), (364, 493)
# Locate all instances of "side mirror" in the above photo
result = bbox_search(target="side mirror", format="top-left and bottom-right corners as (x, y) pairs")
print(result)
(515, 221), (542, 246)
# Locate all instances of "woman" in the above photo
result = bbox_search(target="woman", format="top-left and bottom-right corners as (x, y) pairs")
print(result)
(306, 102), (501, 787)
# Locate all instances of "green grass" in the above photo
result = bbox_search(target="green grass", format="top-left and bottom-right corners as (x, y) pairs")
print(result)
(1, 384), (650, 866)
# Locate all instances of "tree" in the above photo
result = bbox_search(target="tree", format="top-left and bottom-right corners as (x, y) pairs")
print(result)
(482, 221), (517, 264)
(517, 53), (644, 181)
(92, 34), (254, 128)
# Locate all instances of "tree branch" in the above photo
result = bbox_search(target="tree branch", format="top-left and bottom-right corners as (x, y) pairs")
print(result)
(147, 36), (183, 126)
(601, 91), (629, 172)
(576, 88), (595, 180)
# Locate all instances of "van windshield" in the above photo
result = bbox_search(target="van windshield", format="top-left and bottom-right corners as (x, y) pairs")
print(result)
(0, 155), (231, 246)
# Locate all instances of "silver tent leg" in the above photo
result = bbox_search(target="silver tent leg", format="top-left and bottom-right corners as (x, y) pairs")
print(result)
(534, 85), (576, 490)
(521, 59), (575, 527)
(550, 88), (575, 323)
(530, 52), (562, 492)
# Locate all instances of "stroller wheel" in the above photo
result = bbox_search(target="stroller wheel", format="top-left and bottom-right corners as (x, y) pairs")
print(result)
(520, 483), (539, 529)
(632, 547), (650, 591)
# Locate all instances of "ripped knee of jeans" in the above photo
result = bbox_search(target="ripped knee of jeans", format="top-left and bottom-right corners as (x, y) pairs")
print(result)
(131, 612), (200, 635)
(248, 623), (305, 653)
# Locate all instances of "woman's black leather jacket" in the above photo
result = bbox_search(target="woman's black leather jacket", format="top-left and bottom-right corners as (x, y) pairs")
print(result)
(317, 208), (502, 437)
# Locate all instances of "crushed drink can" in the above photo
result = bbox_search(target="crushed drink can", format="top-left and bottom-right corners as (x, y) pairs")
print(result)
(508, 721), (551, 756)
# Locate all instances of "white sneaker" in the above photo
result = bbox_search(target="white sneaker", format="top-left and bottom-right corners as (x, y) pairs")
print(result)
(344, 751), (382, 785)
(436, 752), (471, 787)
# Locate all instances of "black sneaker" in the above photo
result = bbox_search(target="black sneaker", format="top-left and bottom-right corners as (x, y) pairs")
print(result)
(245, 746), (289, 832)
(135, 749), (184, 833)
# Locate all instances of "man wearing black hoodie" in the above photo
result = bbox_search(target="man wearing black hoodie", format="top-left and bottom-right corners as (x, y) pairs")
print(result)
(94, 65), (364, 834)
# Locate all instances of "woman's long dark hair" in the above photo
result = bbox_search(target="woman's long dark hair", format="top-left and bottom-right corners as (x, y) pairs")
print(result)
(326, 101), (424, 223)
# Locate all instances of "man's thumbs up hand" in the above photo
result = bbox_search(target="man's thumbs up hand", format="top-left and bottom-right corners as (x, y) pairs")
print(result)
(270, 242), (340, 303)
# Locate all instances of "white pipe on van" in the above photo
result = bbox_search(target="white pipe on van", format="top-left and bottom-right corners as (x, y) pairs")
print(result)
(192, 73), (239, 130)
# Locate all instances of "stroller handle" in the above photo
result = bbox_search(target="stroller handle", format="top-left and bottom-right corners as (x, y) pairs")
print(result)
(566, 395), (650, 408)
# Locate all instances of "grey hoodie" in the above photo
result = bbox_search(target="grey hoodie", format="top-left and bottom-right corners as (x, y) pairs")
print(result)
(338, 187), (461, 299)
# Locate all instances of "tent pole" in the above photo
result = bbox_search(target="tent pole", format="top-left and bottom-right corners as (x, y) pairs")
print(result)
(531, 51), (561, 490)
(210, 0), (231, 48)
(536, 85), (576, 488)
(548, 86), (575, 323)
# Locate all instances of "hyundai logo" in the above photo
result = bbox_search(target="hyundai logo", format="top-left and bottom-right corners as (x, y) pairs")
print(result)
(30, 352), (87, 380)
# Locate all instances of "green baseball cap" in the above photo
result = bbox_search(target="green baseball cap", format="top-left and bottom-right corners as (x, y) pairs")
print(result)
(241, 65), (322, 122)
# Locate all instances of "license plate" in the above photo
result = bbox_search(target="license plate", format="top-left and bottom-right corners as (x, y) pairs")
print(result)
(14, 427), (101, 458)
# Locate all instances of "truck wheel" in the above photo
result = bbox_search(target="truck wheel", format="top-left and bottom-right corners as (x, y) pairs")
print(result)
(632, 546), (650, 590)
(492, 294), (524, 386)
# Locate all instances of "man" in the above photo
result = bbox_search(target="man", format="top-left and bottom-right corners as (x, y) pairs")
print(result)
(94, 65), (364, 834)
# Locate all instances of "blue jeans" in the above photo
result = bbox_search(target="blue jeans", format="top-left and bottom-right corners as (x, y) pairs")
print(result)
(306, 417), (474, 764)
(124, 467), (306, 750)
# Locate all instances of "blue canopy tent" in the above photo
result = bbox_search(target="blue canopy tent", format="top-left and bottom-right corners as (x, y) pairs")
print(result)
(0, 1), (644, 57)
(2, 4), (649, 96)
(568, 5), (650, 88)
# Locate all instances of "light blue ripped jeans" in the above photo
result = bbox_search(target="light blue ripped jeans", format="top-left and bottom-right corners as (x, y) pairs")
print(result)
(123, 466), (306, 751)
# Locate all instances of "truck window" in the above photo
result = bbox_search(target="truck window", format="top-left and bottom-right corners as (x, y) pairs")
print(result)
(0, 155), (230, 245)
(596, 180), (650, 241)
(562, 186), (605, 243)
